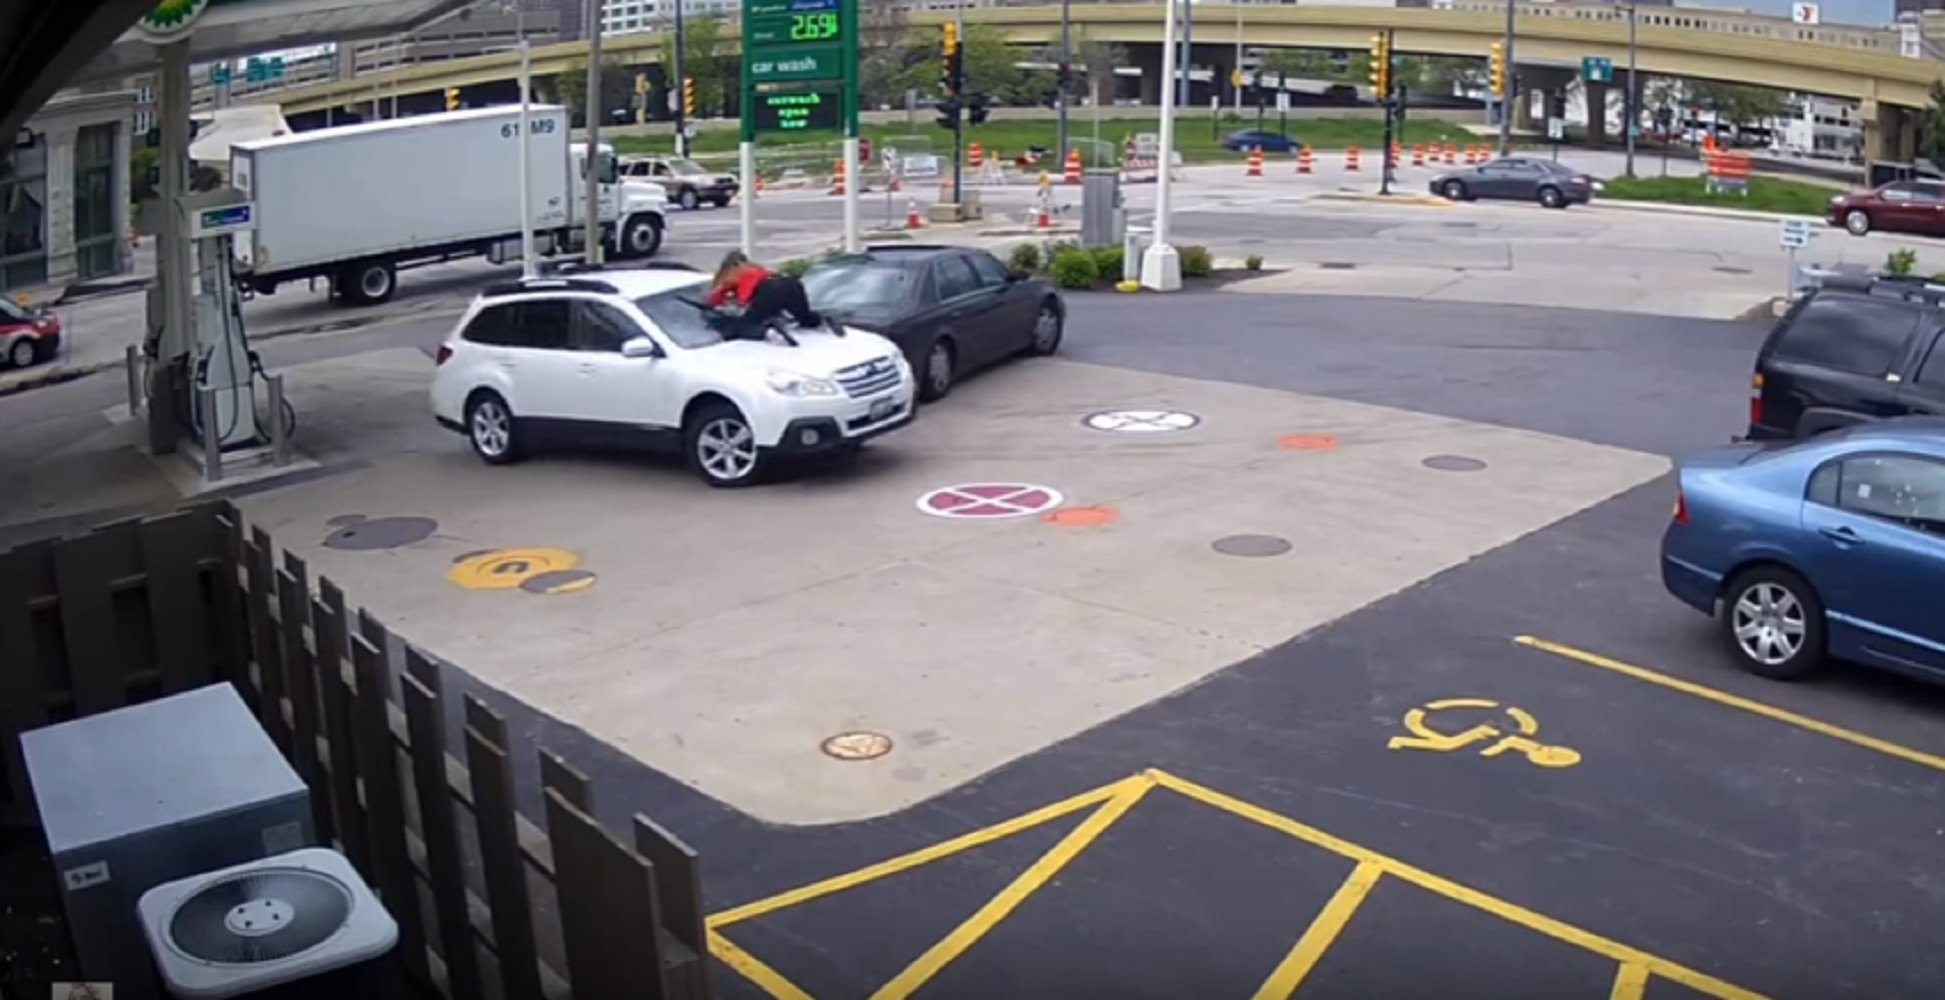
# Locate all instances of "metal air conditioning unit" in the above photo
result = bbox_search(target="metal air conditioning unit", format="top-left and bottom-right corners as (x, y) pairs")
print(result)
(21, 683), (314, 999)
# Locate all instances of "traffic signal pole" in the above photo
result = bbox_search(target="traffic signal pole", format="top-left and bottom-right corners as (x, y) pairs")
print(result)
(1373, 31), (1394, 197)
(1498, 0), (1515, 156)
(673, 0), (687, 157)
(1057, 0), (1071, 168)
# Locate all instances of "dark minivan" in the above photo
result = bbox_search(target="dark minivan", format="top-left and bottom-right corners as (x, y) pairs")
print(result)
(1749, 279), (1945, 441)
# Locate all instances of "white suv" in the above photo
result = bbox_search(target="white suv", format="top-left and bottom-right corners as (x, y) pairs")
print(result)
(430, 267), (916, 487)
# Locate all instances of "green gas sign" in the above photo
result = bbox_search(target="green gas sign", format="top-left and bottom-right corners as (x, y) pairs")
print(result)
(741, 0), (858, 140)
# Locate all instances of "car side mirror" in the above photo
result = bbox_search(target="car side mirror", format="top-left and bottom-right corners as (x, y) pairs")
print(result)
(621, 337), (659, 359)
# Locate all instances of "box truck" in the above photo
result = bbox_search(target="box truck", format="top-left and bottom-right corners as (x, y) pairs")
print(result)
(229, 106), (667, 306)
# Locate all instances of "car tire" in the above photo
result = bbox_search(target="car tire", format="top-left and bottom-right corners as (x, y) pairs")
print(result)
(919, 338), (956, 402)
(685, 400), (766, 488)
(1844, 209), (1871, 236)
(1719, 565), (1827, 680)
(343, 260), (396, 305)
(620, 214), (663, 258)
(1441, 180), (1468, 201)
(1537, 186), (1565, 209)
(678, 187), (701, 211)
(1025, 299), (1063, 356)
(465, 392), (522, 466)
(711, 195), (732, 208)
(8, 338), (36, 368)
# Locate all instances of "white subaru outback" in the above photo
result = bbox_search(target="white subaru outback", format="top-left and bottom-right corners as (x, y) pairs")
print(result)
(430, 267), (916, 487)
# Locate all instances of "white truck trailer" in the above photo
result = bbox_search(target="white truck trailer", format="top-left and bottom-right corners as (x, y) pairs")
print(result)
(229, 106), (666, 306)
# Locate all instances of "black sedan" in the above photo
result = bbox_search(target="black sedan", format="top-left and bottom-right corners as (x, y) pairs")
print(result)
(800, 245), (1065, 402)
(1430, 157), (1597, 209)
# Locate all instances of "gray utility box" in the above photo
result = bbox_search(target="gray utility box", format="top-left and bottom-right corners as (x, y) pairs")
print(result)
(1079, 169), (1124, 249)
(22, 683), (314, 999)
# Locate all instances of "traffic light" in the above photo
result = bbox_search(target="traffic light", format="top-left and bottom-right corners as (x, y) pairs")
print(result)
(1368, 33), (1390, 97)
(934, 96), (961, 131)
(1489, 41), (1506, 98)
(967, 92), (991, 126)
(682, 77), (695, 117)
(444, 87), (460, 111)
(941, 23), (962, 97)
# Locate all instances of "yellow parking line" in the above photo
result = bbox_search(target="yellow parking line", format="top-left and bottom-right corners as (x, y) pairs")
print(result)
(709, 930), (816, 1000)
(867, 775), (1156, 1000)
(1149, 769), (1766, 1000)
(1609, 962), (1651, 1000)
(707, 775), (1138, 929)
(1249, 860), (1384, 1000)
(1514, 636), (1945, 775)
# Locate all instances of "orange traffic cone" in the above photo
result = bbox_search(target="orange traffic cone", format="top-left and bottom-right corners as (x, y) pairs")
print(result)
(1389, 141), (1402, 168)
(1297, 146), (1313, 174)
(968, 141), (984, 169)
(1063, 148), (1083, 184)
(1443, 142), (1456, 166)
(829, 158), (845, 196)
(906, 198), (924, 230)
(1345, 146), (1361, 172)
(1246, 146), (1264, 178)
(1411, 143), (1425, 167)
(1036, 200), (1052, 229)
(753, 175), (764, 199)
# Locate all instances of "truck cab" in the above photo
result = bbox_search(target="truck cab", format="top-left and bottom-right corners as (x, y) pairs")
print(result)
(570, 145), (667, 259)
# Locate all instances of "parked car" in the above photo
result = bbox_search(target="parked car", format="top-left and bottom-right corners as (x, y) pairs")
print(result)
(1, 296), (60, 368)
(429, 267), (915, 487)
(1221, 129), (1299, 154)
(1430, 157), (1595, 208)
(1826, 179), (1945, 237)
(620, 156), (739, 211)
(1661, 418), (1945, 681)
(1746, 279), (1945, 441)
(798, 245), (1064, 402)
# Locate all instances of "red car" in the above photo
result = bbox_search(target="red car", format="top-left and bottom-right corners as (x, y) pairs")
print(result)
(1827, 179), (1945, 237)
(1, 296), (60, 369)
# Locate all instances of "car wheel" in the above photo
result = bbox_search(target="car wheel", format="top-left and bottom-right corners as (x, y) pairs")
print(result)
(1844, 209), (1871, 236)
(1441, 180), (1468, 201)
(7, 338), (36, 368)
(1537, 185), (1565, 209)
(465, 392), (522, 465)
(919, 338), (955, 402)
(621, 214), (662, 258)
(686, 401), (766, 488)
(343, 260), (396, 305)
(711, 195), (732, 208)
(1026, 299), (1063, 356)
(678, 187), (701, 211)
(1719, 566), (1826, 680)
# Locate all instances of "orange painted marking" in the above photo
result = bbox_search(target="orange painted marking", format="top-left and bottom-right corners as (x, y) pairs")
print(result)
(1044, 505), (1118, 527)
(1277, 434), (1339, 452)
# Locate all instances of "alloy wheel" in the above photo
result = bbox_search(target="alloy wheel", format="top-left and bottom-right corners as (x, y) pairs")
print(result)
(927, 343), (953, 395)
(697, 416), (757, 481)
(1032, 306), (1061, 353)
(1731, 582), (1806, 666)
(8, 339), (34, 368)
(471, 399), (511, 458)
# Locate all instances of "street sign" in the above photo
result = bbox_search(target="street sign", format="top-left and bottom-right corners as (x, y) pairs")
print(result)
(1792, 1), (1820, 23)
(1275, 90), (1290, 113)
(1581, 56), (1612, 84)
(210, 64), (231, 86)
(1547, 117), (1566, 141)
(1780, 218), (1813, 249)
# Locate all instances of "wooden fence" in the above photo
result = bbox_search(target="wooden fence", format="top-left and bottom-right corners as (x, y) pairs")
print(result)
(0, 501), (712, 1000)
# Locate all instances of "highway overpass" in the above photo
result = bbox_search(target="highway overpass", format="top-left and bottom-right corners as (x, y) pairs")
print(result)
(250, 0), (1942, 160)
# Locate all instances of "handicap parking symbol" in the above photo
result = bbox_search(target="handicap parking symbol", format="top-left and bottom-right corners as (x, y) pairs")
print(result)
(1387, 697), (1581, 769)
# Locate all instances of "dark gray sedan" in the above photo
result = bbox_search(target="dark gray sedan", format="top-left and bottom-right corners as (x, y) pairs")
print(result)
(1430, 157), (1596, 209)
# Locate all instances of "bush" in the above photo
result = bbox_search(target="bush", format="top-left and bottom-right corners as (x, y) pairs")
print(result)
(1179, 244), (1213, 278)
(1091, 244), (1124, 281)
(1885, 248), (1919, 277)
(1048, 248), (1100, 290)
(778, 257), (812, 278)
(1007, 242), (1041, 274)
(1244, 253), (1264, 272)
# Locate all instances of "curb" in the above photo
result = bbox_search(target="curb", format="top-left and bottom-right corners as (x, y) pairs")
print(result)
(0, 358), (121, 398)
(1313, 191), (1453, 208)
(1588, 199), (1823, 226)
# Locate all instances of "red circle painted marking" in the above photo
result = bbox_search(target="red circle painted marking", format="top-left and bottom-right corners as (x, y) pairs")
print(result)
(916, 483), (1065, 519)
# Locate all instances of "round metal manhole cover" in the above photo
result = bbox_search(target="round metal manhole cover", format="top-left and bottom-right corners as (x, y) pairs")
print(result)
(323, 515), (438, 551)
(1423, 454), (1488, 472)
(821, 731), (893, 760)
(1212, 534), (1294, 558)
(1083, 409), (1201, 433)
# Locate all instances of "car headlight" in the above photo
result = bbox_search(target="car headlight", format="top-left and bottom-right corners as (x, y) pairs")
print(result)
(766, 369), (840, 396)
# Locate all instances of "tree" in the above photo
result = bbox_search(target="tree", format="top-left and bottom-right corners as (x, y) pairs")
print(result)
(1686, 81), (1790, 127)
(659, 14), (727, 117)
(859, 2), (912, 109)
(556, 55), (633, 127)
(1925, 80), (1945, 167)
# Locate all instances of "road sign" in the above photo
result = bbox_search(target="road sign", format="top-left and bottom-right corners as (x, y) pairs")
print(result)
(1780, 218), (1813, 249)
(1084, 410), (1201, 433)
(1792, 1), (1820, 23)
(916, 483), (1064, 519)
(1547, 117), (1566, 141)
(210, 64), (231, 86)
(1581, 56), (1612, 84)
(1275, 91), (1290, 113)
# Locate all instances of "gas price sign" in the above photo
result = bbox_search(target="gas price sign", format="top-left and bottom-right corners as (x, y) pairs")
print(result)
(746, 0), (843, 49)
(755, 90), (840, 132)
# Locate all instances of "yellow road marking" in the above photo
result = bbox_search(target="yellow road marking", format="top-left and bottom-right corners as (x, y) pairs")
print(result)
(706, 775), (1136, 929)
(1610, 962), (1652, 1000)
(1249, 860), (1384, 1000)
(1515, 635), (1945, 775)
(709, 930), (816, 1000)
(867, 775), (1156, 1000)
(1148, 770), (1766, 1000)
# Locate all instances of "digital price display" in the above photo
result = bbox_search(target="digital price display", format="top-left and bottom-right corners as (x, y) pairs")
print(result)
(746, 0), (842, 47)
(755, 90), (840, 133)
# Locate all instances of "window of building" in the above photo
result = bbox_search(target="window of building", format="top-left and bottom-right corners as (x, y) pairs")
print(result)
(0, 140), (48, 291)
(73, 123), (119, 281)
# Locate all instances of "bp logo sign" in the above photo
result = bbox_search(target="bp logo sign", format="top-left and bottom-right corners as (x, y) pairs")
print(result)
(138, 0), (211, 41)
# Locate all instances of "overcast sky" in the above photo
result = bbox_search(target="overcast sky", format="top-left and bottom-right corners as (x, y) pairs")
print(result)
(1682, 0), (1892, 26)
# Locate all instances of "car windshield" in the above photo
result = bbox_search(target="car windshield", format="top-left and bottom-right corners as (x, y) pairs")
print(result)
(633, 287), (725, 349)
(0, 298), (30, 323)
(802, 258), (915, 315)
(669, 159), (707, 176)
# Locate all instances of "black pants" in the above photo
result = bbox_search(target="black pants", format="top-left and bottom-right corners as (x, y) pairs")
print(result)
(728, 275), (822, 341)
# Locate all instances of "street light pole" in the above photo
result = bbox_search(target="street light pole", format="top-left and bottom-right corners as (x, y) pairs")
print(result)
(1178, 0), (1193, 109)
(1142, 0), (1183, 292)
(583, 0), (605, 265)
(1058, 0), (1071, 166)
(1233, 3), (1243, 115)
(1624, 3), (1638, 178)
(673, 0), (687, 158)
(515, 1), (536, 278)
(1498, 0), (1515, 156)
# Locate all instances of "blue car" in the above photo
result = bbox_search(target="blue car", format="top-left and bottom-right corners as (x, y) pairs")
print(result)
(1661, 418), (1945, 681)
(1222, 129), (1299, 154)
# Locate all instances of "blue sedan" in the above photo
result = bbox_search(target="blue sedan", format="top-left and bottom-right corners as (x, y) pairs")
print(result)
(1661, 419), (1945, 681)
(1222, 130), (1299, 154)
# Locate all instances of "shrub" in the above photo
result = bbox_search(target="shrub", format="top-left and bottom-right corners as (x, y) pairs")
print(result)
(1048, 248), (1100, 290)
(1007, 242), (1042, 274)
(778, 256), (812, 278)
(1091, 244), (1125, 280)
(1885, 248), (1919, 277)
(1244, 253), (1264, 272)
(1179, 244), (1213, 278)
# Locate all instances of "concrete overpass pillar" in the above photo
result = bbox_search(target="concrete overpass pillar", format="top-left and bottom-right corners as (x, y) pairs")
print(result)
(1585, 81), (1609, 148)
(146, 38), (193, 455)
(1136, 44), (1163, 106)
(1513, 88), (1535, 132)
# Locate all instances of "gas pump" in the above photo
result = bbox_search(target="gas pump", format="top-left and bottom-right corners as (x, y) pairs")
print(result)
(175, 187), (270, 451)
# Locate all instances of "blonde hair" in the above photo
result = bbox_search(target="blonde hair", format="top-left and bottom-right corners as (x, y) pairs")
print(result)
(714, 250), (751, 285)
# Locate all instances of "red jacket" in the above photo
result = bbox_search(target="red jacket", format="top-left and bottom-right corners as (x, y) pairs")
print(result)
(706, 265), (772, 309)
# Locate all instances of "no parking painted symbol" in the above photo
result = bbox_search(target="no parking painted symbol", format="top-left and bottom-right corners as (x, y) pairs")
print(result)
(1084, 409), (1201, 433)
(917, 483), (1064, 519)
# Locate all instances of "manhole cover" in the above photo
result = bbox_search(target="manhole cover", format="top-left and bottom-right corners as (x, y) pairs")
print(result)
(1319, 261), (1358, 270)
(519, 570), (598, 595)
(1423, 454), (1488, 472)
(1084, 409), (1200, 433)
(1712, 266), (1753, 275)
(323, 515), (438, 551)
(1212, 534), (1294, 557)
(822, 731), (893, 760)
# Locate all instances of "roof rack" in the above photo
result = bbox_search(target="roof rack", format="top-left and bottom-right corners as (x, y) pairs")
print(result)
(481, 276), (619, 298)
